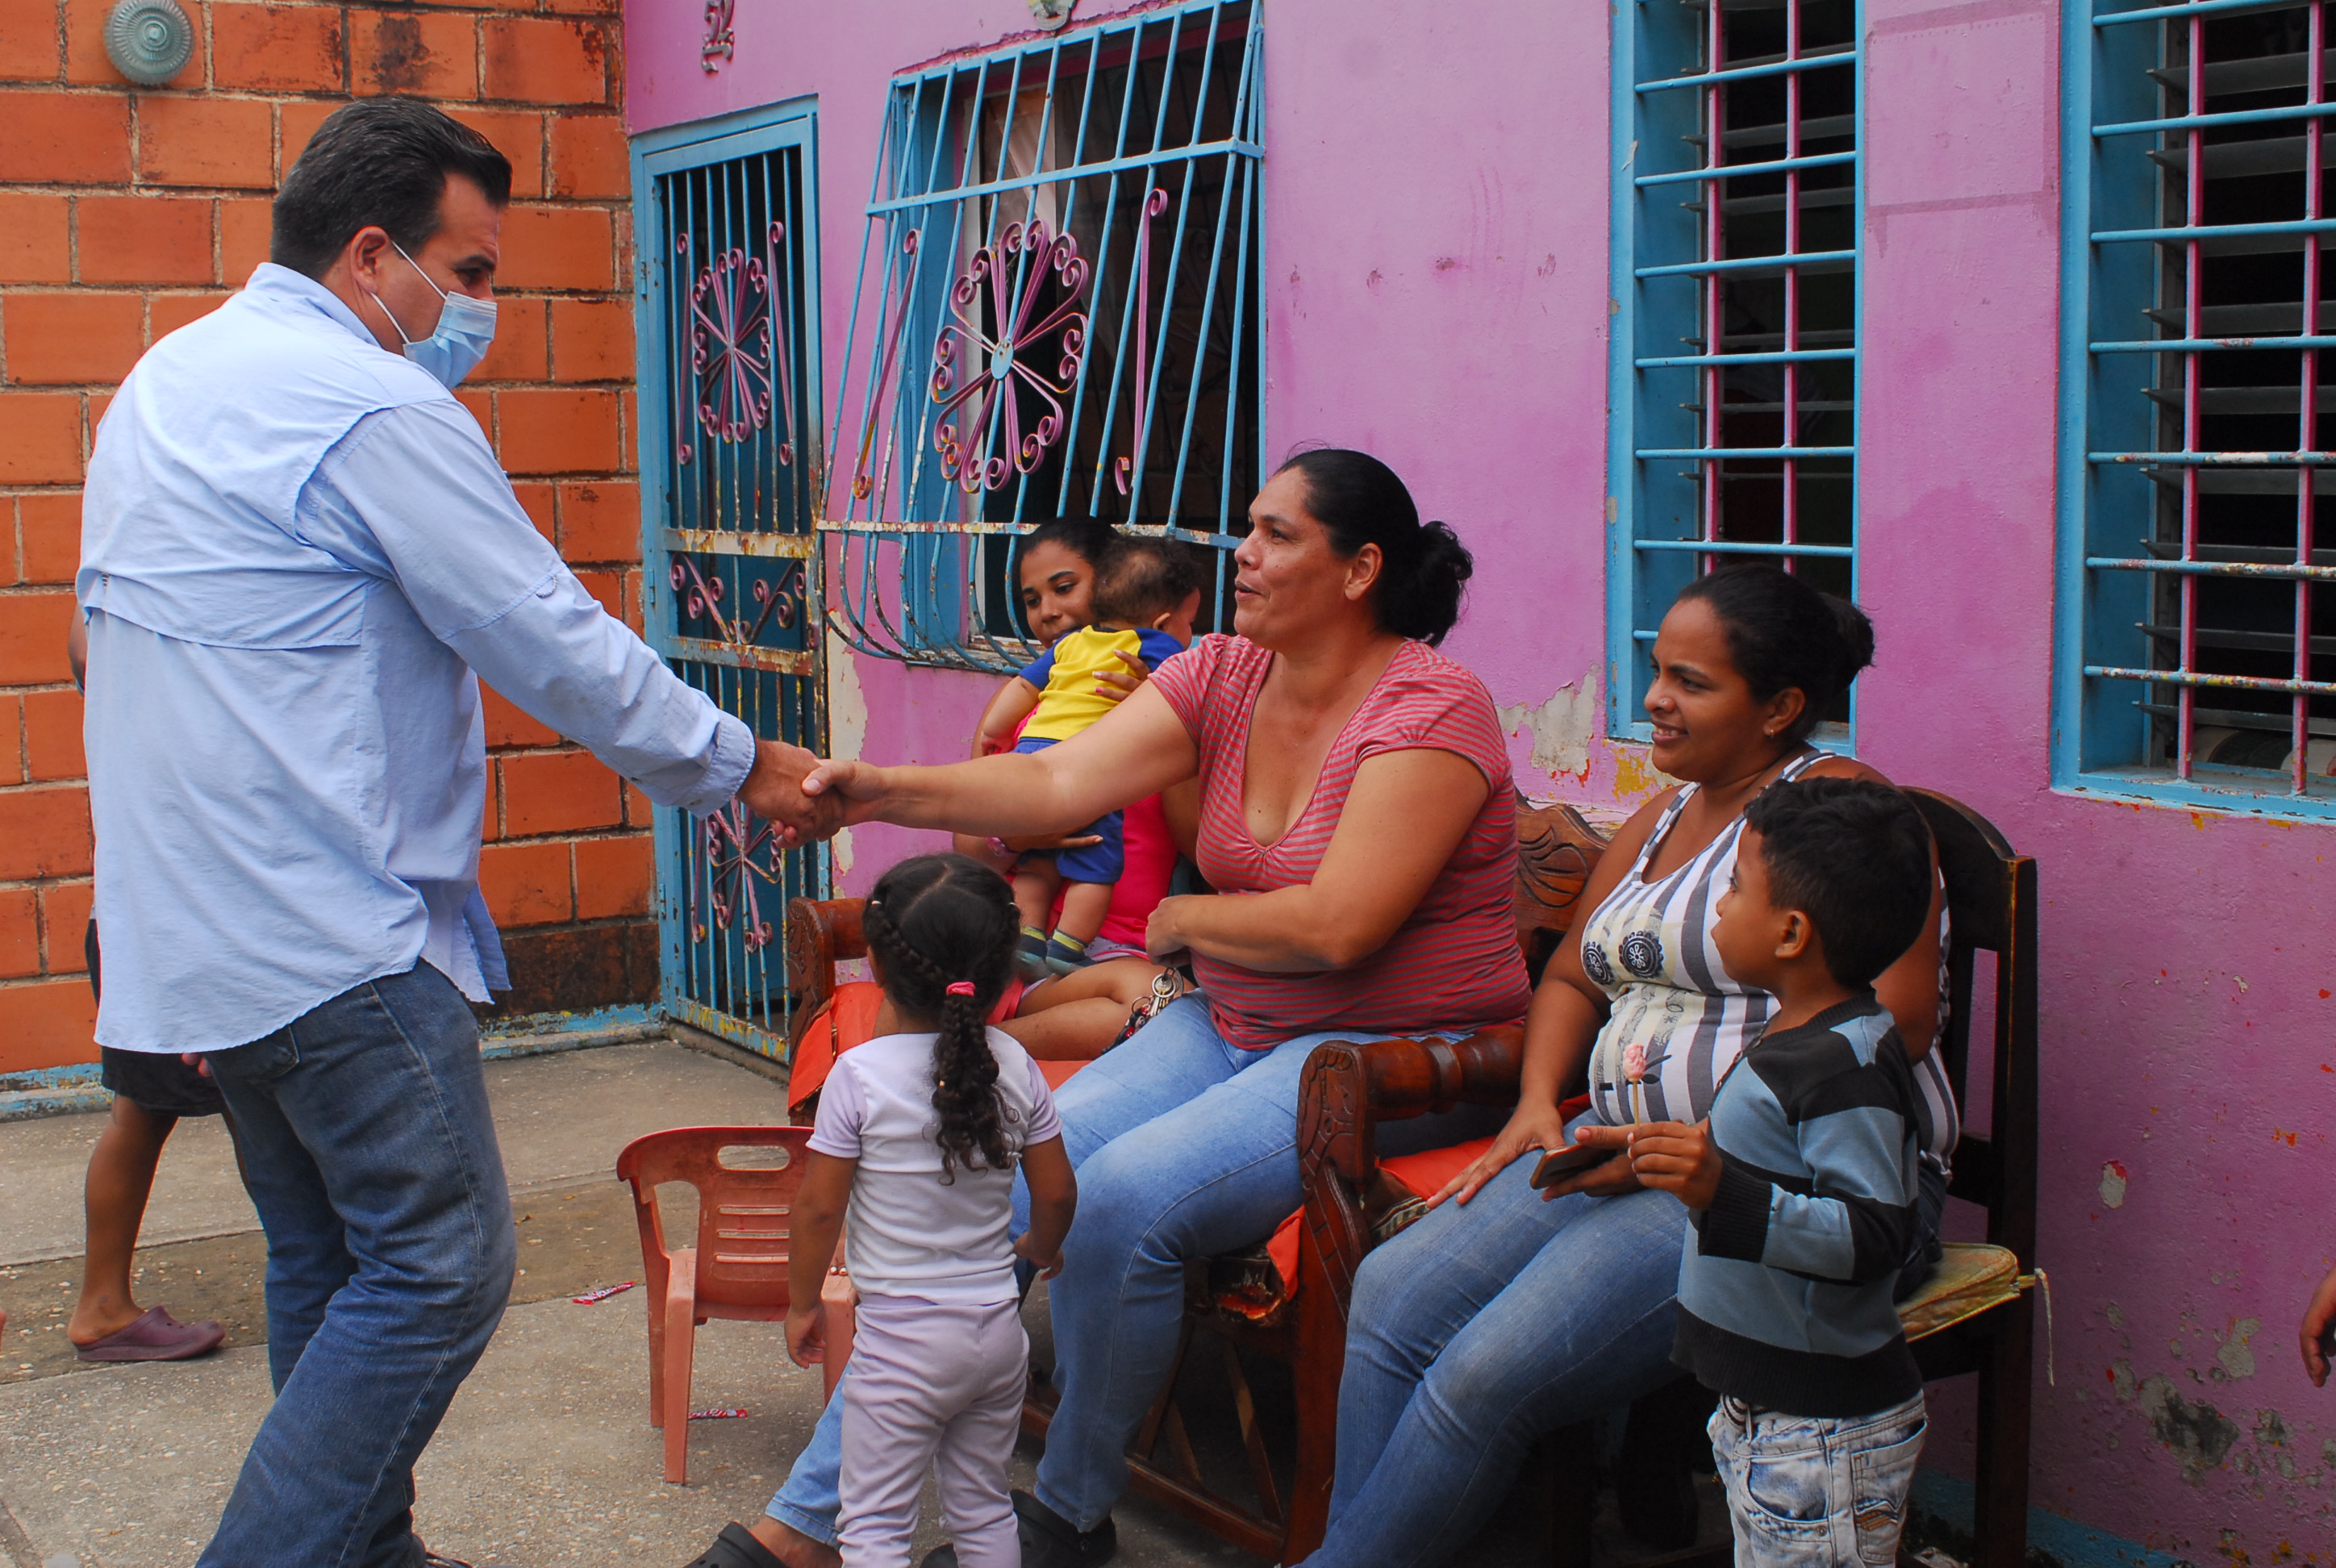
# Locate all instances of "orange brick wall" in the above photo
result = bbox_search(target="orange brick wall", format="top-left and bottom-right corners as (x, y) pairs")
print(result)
(0, 0), (655, 1074)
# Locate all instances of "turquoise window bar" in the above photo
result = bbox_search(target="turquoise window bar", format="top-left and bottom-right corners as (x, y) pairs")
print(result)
(1608, 0), (1862, 740)
(821, 0), (1263, 673)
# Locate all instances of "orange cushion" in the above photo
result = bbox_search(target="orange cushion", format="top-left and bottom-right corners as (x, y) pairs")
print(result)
(1258, 1095), (1595, 1311)
(787, 983), (886, 1113)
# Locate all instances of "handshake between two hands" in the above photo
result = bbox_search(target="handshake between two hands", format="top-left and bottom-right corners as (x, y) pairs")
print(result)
(736, 740), (860, 844)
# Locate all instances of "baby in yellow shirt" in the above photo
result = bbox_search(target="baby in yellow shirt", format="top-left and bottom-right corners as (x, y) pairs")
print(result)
(987, 539), (1199, 978)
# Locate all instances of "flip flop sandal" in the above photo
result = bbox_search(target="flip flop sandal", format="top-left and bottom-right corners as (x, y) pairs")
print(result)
(682, 1524), (791, 1568)
(73, 1306), (225, 1362)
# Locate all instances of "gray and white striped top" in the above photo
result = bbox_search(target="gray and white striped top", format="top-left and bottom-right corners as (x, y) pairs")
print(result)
(1576, 753), (1963, 1170)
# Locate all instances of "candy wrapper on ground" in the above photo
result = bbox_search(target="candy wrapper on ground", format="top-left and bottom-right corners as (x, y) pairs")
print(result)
(689, 1407), (749, 1420)
(571, 1281), (637, 1304)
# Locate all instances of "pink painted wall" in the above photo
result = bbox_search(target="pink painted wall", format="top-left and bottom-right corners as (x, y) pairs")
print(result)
(628, 0), (2336, 1555)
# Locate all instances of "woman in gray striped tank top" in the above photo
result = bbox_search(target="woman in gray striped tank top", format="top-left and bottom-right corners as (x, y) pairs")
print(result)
(1299, 569), (1962, 1568)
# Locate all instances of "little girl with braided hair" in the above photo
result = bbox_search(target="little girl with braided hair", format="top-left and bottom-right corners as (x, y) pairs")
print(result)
(786, 853), (1078, 1568)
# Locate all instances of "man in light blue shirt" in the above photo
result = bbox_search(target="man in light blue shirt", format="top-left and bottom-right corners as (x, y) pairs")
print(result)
(78, 98), (817, 1568)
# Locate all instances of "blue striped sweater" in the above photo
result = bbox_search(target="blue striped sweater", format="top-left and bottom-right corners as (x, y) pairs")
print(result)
(1671, 994), (1923, 1417)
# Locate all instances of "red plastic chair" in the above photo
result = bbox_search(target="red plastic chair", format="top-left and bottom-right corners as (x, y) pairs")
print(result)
(616, 1124), (841, 1483)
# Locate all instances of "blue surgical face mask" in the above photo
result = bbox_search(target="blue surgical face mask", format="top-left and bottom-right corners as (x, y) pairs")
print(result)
(365, 242), (497, 387)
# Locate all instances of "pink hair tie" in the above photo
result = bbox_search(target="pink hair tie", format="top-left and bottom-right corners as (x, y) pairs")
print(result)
(945, 982), (977, 997)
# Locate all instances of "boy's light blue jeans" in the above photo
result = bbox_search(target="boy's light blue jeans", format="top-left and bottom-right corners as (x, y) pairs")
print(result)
(1709, 1391), (1927, 1566)
(764, 995), (1502, 1542)
(195, 964), (516, 1568)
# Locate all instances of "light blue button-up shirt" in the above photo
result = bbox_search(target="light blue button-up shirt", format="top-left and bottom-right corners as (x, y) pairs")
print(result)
(79, 265), (753, 1053)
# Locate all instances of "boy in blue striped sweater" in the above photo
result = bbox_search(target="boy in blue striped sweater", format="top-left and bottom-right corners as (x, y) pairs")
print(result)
(1619, 777), (1933, 1566)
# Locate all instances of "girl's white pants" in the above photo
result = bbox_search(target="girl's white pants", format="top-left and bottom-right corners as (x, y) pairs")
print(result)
(837, 1293), (1028, 1568)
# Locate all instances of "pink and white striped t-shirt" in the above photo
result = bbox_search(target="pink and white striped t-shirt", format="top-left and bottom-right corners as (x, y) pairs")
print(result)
(1149, 634), (1533, 1050)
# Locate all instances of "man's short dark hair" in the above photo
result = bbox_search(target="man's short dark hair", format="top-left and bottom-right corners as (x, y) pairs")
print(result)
(1091, 537), (1205, 628)
(1742, 777), (1932, 990)
(272, 98), (513, 279)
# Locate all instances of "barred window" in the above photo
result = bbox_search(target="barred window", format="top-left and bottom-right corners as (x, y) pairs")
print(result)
(823, 0), (1263, 672)
(2068, 0), (2336, 807)
(1609, 0), (1860, 740)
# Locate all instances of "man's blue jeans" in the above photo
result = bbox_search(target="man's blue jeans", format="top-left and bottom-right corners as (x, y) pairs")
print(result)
(195, 965), (516, 1568)
(763, 997), (1501, 1541)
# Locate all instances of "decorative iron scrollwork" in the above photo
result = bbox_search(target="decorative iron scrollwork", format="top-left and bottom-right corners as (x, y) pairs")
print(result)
(682, 222), (795, 465)
(671, 556), (804, 648)
(931, 219), (1091, 493)
(701, 0), (734, 71)
(690, 802), (778, 950)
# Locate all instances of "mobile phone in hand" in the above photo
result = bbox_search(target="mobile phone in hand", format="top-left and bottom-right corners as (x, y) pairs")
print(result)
(1529, 1141), (1608, 1190)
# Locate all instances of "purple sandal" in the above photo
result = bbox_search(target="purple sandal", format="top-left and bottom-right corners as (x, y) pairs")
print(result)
(73, 1306), (225, 1362)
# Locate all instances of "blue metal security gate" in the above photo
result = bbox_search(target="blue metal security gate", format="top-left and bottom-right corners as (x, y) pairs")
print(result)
(633, 106), (828, 1059)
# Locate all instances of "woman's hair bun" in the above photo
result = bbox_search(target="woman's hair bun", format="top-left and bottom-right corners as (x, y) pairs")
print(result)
(1675, 566), (1874, 743)
(1825, 590), (1876, 689)
(1275, 448), (1473, 646)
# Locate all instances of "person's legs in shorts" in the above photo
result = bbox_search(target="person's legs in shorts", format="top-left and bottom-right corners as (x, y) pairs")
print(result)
(69, 1091), (183, 1347)
(1003, 957), (1166, 1061)
(1043, 814), (1126, 972)
(70, 931), (239, 1355)
(1708, 1391), (1927, 1567)
(1299, 1147), (1688, 1568)
(195, 965), (515, 1568)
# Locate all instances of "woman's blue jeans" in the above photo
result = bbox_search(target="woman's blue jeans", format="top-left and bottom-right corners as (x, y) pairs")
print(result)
(194, 964), (516, 1568)
(1298, 1124), (1688, 1568)
(764, 996), (1502, 1541)
(1296, 1133), (1954, 1567)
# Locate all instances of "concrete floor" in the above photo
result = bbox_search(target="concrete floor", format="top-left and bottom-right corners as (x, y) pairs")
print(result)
(0, 1039), (1250, 1568)
(0, 1035), (1725, 1568)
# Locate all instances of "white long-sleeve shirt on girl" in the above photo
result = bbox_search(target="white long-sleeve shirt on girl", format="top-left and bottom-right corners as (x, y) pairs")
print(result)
(807, 1027), (1062, 1303)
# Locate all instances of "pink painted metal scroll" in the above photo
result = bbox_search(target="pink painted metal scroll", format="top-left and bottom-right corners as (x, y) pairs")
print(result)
(849, 229), (920, 503)
(930, 218), (1091, 493)
(1116, 188), (1171, 495)
(670, 556), (804, 648)
(701, 0), (733, 73)
(692, 801), (778, 950)
(685, 222), (795, 465)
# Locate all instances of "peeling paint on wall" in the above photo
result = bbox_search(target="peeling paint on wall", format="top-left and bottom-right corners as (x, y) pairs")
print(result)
(827, 632), (868, 880)
(2136, 1374), (2242, 1484)
(1496, 669), (1600, 780)
(1611, 745), (1675, 803)
(2214, 1317), (2260, 1381)
(2100, 1159), (2129, 1208)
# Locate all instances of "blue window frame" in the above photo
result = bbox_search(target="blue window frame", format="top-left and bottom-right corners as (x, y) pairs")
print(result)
(1608, 0), (1863, 742)
(822, 0), (1263, 673)
(2061, 0), (2336, 814)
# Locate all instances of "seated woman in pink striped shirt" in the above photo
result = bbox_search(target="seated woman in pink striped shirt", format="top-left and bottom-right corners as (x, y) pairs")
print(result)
(784, 449), (1527, 1568)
